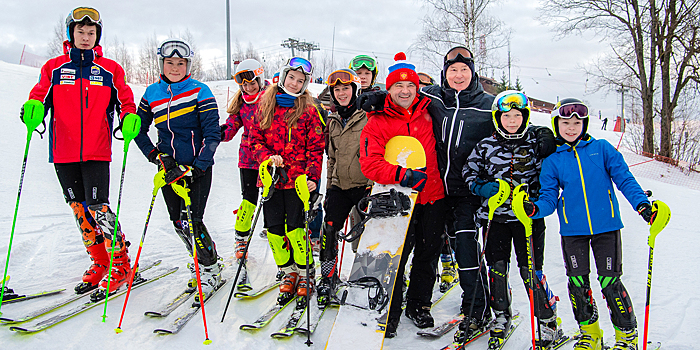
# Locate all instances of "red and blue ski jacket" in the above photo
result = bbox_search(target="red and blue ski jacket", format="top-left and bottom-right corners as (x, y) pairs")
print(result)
(359, 94), (445, 205)
(249, 104), (325, 190)
(28, 41), (136, 163)
(532, 136), (649, 236)
(222, 98), (260, 170)
(133, 76), (221, 171)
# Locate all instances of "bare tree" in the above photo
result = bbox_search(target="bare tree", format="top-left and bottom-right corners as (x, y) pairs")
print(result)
(180, 29), (204, 80)
(411, 0), (510, 76)
(47, 17), (65, 58)
(103, 36), (135, 83)
(136, 33), (160, 84)
(543, 0), (700, 157)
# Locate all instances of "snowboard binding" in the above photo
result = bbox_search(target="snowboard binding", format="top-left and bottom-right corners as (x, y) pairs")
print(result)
(341, 189), (412, 242)
(337, 276), (389, 312)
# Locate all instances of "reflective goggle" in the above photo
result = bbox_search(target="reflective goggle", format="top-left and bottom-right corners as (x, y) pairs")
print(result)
(287, 57), (313, 75)
(444, 46), (474, 64)
(70, 7), (101, 24)
(553, 103), (589, 119)
(496, 92), (528, 112)
(418, 73), (434, 86)
(327, 70), (360, 87)
(350, 55), (377, 71)
(234, 67), (264, 85)
(158, 40), (193, 59)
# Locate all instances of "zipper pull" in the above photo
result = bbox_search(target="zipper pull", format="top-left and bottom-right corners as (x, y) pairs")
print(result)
(85, 86), (89, 108)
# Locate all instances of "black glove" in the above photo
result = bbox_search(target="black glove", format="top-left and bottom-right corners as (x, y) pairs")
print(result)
(148, 151), (177, 172)
(220, 124), (228, 141)
(19, 105), (25, 124)
(164, 164), (192, 184)
(399, 167), (427, 192)
(637, 202), (656, 224)
(522, 199), (538, 217)
(533, 126), (556, 159)
(357, 91), (387, 112)
(471, 181), (499, 198)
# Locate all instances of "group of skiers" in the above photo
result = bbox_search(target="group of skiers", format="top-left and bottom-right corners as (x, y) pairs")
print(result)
(21, 6), (661, 350)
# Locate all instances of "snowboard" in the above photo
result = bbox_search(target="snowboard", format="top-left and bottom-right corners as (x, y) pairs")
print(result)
(325, 135), (425, 350)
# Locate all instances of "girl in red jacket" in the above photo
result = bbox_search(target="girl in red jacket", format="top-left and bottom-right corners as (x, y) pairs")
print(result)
(249, 57), (324, 303)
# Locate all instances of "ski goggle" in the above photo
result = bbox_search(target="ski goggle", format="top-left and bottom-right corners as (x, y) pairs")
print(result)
(287, 57), (313, 75)
(327, 69), (360, 87)
(70, 7), (101, 24)
(350, 55), (377, 71)
(553, 103), (589, 119)
(496, 92), (528, 112)
(158, 40), (193, 59)
(444, 47), (474, 64)
(234, 67), (264, 85)
(418, 73), (434, 86)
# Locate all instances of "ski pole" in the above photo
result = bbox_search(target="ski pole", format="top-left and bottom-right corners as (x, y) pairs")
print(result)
(172, 181), (212, 345)
(220, 160), (285, 322)
(115, 170), (165, 333)
(512, 184), (537, 350)
(294, 174), (313, 347)
(642, 200), (670, 350)
(337, 213), (350, 279)
(0, 101), (44, 314)
(464, 179), (509, 345)
(101, 113), (141, 323)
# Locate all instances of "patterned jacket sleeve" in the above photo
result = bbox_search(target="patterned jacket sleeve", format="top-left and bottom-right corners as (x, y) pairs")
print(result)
(112, 63), (136, 119)
(222, 113), (243, 142)
(305, 105), (325, 183)
(133, 93), (157, 159)
(193, 85), (221, 171)
(359, 115), (401, 185)
(462, 143), (485, 194)
(249, 118), (272, 165)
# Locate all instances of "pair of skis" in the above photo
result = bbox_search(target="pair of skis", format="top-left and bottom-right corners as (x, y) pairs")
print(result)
(0, 277), (65, 305)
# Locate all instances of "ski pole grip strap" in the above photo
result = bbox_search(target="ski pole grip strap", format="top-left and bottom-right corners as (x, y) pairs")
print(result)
(22, 100), (44, 139)
(295, 174), (310, 211)
(171, 181), (191, 206)
(648, 200), (671, 248)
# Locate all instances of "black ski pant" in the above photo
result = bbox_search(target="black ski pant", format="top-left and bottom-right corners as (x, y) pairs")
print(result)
(445, 195), (490, 320)
(161, 166), (213, 222)
(240, 167), (259, 205)
(389, 198), (446, 317)
(55, 161), (110, 205)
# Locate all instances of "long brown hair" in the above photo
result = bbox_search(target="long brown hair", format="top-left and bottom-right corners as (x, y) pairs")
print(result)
(226, 90), (244, 115)
(257, 84), (314, 130)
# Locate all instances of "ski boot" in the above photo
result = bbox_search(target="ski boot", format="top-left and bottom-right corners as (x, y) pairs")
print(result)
(610, 327), (638, 350)
(90, 247), (132, 301)
(234, 233), (249, 260)
(297, 268), (315, 298)
(439, 260), (457, 293)
(488, 309), (512, 348)
(317, 273), (340, 307)
(385, 315), (400, 339)
(310, 237), (321, 256)
(277, 270), (299, 305)
(454, 313), (492, 343)
(193, 262), (223, 306)
(236, 262), (251, 292)
(75, 244), (110, 294)
(535, 314), (561, 348)
(573, 320), (604, 350)
(405, 302), (434, 328)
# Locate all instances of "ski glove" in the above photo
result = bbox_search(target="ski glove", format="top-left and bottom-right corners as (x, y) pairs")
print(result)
(471, 181), (499, 198)
(533, 126), (556, 159)
(399, 167), (427, 192)
(148, 151), (178, 172)
(358, 90), (387, 113)
(637, 202), (656, 224)
(220, 124), (229, 141)
(522, 199), (539, 217)
(164, 165), (205, 185)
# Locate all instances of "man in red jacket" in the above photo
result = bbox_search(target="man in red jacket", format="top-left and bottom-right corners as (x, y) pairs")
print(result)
(24, 7), (136, 297)
(359, 52), (446, 338)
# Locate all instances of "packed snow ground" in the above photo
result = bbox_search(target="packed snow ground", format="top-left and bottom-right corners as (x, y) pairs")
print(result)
(0, 60), (698, 349)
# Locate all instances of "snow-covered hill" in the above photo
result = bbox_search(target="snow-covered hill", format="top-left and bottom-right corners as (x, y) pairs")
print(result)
(0, 60), (697, 349)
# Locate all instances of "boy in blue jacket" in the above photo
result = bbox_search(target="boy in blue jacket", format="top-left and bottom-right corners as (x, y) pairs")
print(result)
(524, 98), (656, 350)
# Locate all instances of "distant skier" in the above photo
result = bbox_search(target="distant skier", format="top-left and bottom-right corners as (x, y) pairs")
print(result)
(317, 69), (372, 307)
(524, 98), (655, 350)
(133, 38), (222, 304)
(24, 7), (136, 296)
(463, 90), (560, 348)
(349, 54), (381, 94)
(359, 53), (446, 337)
(249, 57), (324, 304)
(602, 117), (608, 130)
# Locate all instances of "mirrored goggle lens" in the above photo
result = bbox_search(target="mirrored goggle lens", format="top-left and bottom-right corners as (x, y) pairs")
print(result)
(350, 56), (377, 71)
(288, 57), (313, 74)
(71, 7), (100, 23)
(158, 41), (192, 59)
(235, 71), (257, 84)
(327, 70), (357, 86)
(419, 80), (433, 86)
(445, 47), (474, 63)
(497, 93), (528, 112)
(557, 103), (589, 119)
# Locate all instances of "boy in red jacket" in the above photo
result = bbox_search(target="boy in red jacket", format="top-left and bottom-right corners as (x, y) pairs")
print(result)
(359, 52), (446, 338)
(24, 7), (136, 297)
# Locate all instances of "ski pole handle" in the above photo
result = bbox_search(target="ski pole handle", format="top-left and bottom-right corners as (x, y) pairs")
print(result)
(487, 179), (510, 221)
(171, 181), (191, 206)
(120, 113), (141, 153)
(512, 184), (533, 237)
(295, 174), (310, 212)
(22, 100), (44, 141)
(153, 170), (166, 195)
(648, 200), (670, 248)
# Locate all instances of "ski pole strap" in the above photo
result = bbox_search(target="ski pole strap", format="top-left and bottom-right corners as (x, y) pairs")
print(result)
(648, 200), (671, 248)
(488, 179), (511, 220)
(171, 181), (191, 206)
(295, 175), (310, 211)
(22, 100), (44, 140)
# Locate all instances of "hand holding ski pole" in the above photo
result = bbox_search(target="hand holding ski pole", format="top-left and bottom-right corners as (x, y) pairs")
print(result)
(0, 100), (45, 314)
(642, 200), (671, 350)
(115, 170), (165, 333)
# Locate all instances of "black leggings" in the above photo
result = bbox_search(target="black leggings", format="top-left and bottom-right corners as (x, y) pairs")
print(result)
(161, 166), (213, 222)
(240, 167), (259, 204)
(54, 161), (110, 205)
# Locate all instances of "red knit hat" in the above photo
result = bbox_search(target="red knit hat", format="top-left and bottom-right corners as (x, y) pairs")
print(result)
(385, 52), (420, 89)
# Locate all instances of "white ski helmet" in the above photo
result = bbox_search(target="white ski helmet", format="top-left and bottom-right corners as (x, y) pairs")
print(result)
(234, 59), (265, 88)
(277, 57), (313, 97)
(491, 90), (531, 140)
(157, 38), (194, 77)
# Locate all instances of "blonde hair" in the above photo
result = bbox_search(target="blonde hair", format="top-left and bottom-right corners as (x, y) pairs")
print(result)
(257, 84), (314, 130)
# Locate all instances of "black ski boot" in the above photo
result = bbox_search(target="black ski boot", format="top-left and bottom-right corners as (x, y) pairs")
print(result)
(454, 313), (493, 343)
(405, 302), (434, 328)
(317, 274), (340, 307)
(385, 315), (401, 338)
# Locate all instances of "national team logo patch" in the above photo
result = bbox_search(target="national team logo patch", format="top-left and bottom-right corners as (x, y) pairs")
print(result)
(400, 72), (408, 80)
(91, 65), (100, 75)
(315, 125), (322, 135)
(60, 74), (75, 80)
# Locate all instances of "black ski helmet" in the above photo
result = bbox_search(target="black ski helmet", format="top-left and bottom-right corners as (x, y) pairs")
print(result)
(551, 97), (590, 142)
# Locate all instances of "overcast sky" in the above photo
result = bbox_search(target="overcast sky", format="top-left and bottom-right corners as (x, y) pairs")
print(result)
(1, 0), (625, 117)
